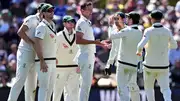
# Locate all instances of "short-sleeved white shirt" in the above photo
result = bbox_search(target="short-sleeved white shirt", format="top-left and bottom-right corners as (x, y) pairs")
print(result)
(35, 19), (56, 61)
(18, 13), (41, 52)
(75, 15), (96, 54)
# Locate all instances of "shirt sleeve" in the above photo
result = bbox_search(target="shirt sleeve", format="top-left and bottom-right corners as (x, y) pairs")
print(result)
(75, 22), (86, 34)
(35, 25), (46, 39)
(107, 39), (118, 65)
(137, 29), (150, 53)
(23, 17), (33, 29)
(110, 28), (128, 39)
(168, 31), (177, 49)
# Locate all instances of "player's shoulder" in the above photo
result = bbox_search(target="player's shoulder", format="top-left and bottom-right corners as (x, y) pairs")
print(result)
(120, 26), (130, 32)
(56, 30), (63, 36)
(76, 18), (86, 26)
(36, 22), (46, 30)
(24, 14), (37, 21)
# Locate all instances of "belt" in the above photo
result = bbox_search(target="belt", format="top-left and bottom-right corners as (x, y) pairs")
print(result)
(143, 64), (169, 69)
(118, 60), (137, 67)
(56, 65), (78, 68)
(35, 58), (56, 62)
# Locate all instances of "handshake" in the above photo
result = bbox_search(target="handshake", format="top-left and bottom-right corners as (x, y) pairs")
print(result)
(95, 39), (111, 49)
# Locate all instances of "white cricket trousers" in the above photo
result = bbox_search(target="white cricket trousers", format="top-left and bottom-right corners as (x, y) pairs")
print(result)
(143, 67), (172, 101)
(76, 53), (95, 101)
(8, 49), (37, 101)
(53, 67), (79, 101)
(116, 63), (140, 101)
(36, 60), (56, 101)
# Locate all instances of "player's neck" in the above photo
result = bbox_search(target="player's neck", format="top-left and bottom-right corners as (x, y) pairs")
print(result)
(45, 18), (52, 24)
(67, 29), (73, 34)
(117, 24), (125, 31)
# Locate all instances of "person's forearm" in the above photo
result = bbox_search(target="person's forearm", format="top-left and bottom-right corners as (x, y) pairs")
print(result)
(34, 39), (44, 61)
(76, 38), (96, 45)
(18, 31), (34, 44)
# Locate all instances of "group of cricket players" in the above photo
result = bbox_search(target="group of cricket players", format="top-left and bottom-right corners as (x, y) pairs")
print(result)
(6, 1), (178, 101)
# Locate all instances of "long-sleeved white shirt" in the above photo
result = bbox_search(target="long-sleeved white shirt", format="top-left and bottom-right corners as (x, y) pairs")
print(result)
(110, 25), (142, 65)
(137, 23), (177, 68)
(56, 28), (78, 66)
(106, 25), (120, 65)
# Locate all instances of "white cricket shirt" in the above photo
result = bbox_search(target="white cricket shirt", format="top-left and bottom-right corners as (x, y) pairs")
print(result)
(137, 23), (177, 68)
(75, 15), (96, 54)
(110, 25), (142, 65)
(35, 19), (56, 62)
(18, 13), (41, 52)
(56, 28), (78, 66)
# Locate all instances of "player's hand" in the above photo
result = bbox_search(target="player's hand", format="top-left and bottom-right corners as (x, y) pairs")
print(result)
(136, 52), (142, 56)
(104, 64), (112, 75)
(40, 61), (48, 72)
(108, 15), (114, 26)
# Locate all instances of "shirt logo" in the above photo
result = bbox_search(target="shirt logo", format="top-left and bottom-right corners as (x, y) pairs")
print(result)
(62, 43), (69, 48)
(50, 34), (54, 38)
(77, 26), (82, 31)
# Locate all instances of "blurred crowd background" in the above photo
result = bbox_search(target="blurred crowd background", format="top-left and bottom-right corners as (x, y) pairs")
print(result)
(0, 0), (180, 89)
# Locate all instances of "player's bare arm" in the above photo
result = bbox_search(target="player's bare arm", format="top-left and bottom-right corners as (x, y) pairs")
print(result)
(76, 31), (102, 45)
(17, 24), (34, 45)
(33, 37), (48, 72)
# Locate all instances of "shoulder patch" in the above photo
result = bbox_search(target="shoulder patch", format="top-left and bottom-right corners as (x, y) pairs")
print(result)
(77, 26), (82, 31)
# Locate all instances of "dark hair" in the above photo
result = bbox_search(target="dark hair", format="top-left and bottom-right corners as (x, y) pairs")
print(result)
(127, 12), (140, 24)
(80, 2), (93, 10)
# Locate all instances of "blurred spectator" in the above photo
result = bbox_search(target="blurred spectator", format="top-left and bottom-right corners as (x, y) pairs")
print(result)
(0, 54), (8, 87)
(169, 34), (180, 66)
(26, 0), (43, 15)
(135, 0), (149, 15)
(124, 0), (136, 13)
(10, 1), (27, 19)
(0, 9), (11, 36)
(158, 0), (173, 14)
(3, 25), (20, 45)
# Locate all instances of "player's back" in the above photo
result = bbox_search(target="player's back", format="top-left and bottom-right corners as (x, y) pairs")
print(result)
(144, 25), (176, 66)
(118, 26), (142, 64)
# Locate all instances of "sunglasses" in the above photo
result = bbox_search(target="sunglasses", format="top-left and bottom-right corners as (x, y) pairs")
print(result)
(47, 8), (54, 13)
(66, 20), (76, 24)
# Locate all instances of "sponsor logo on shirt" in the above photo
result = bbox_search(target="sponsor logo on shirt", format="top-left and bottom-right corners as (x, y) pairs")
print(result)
(62, 43), (69, 48)
(50, 34), (54, 38)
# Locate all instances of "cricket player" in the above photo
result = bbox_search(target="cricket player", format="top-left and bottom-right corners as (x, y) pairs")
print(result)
(109, 11), (142, 101)
(7, 3), (45, 101)
(74, 2), (107, 101)
(53, 15), (79, 101)
(33, 4), (56, 101)
(105, 12), (126, 75)
(136, 10), (177, 101)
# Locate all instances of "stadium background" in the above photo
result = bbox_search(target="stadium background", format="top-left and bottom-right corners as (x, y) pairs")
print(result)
(0, 0), (180, 101)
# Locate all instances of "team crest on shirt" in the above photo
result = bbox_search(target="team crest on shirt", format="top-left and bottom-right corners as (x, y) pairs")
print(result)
(62, 43), (69, 48)
(50, 34), (54, 38)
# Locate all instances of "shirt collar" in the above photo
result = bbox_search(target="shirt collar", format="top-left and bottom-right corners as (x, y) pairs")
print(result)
(152, 22), (162, 26)
(81, 15), (91, 25)
(63, 27), (75, 36)
(42, 19), (53, 28)
(35, 13), (41, 22)
(129, 24), (138, 28)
